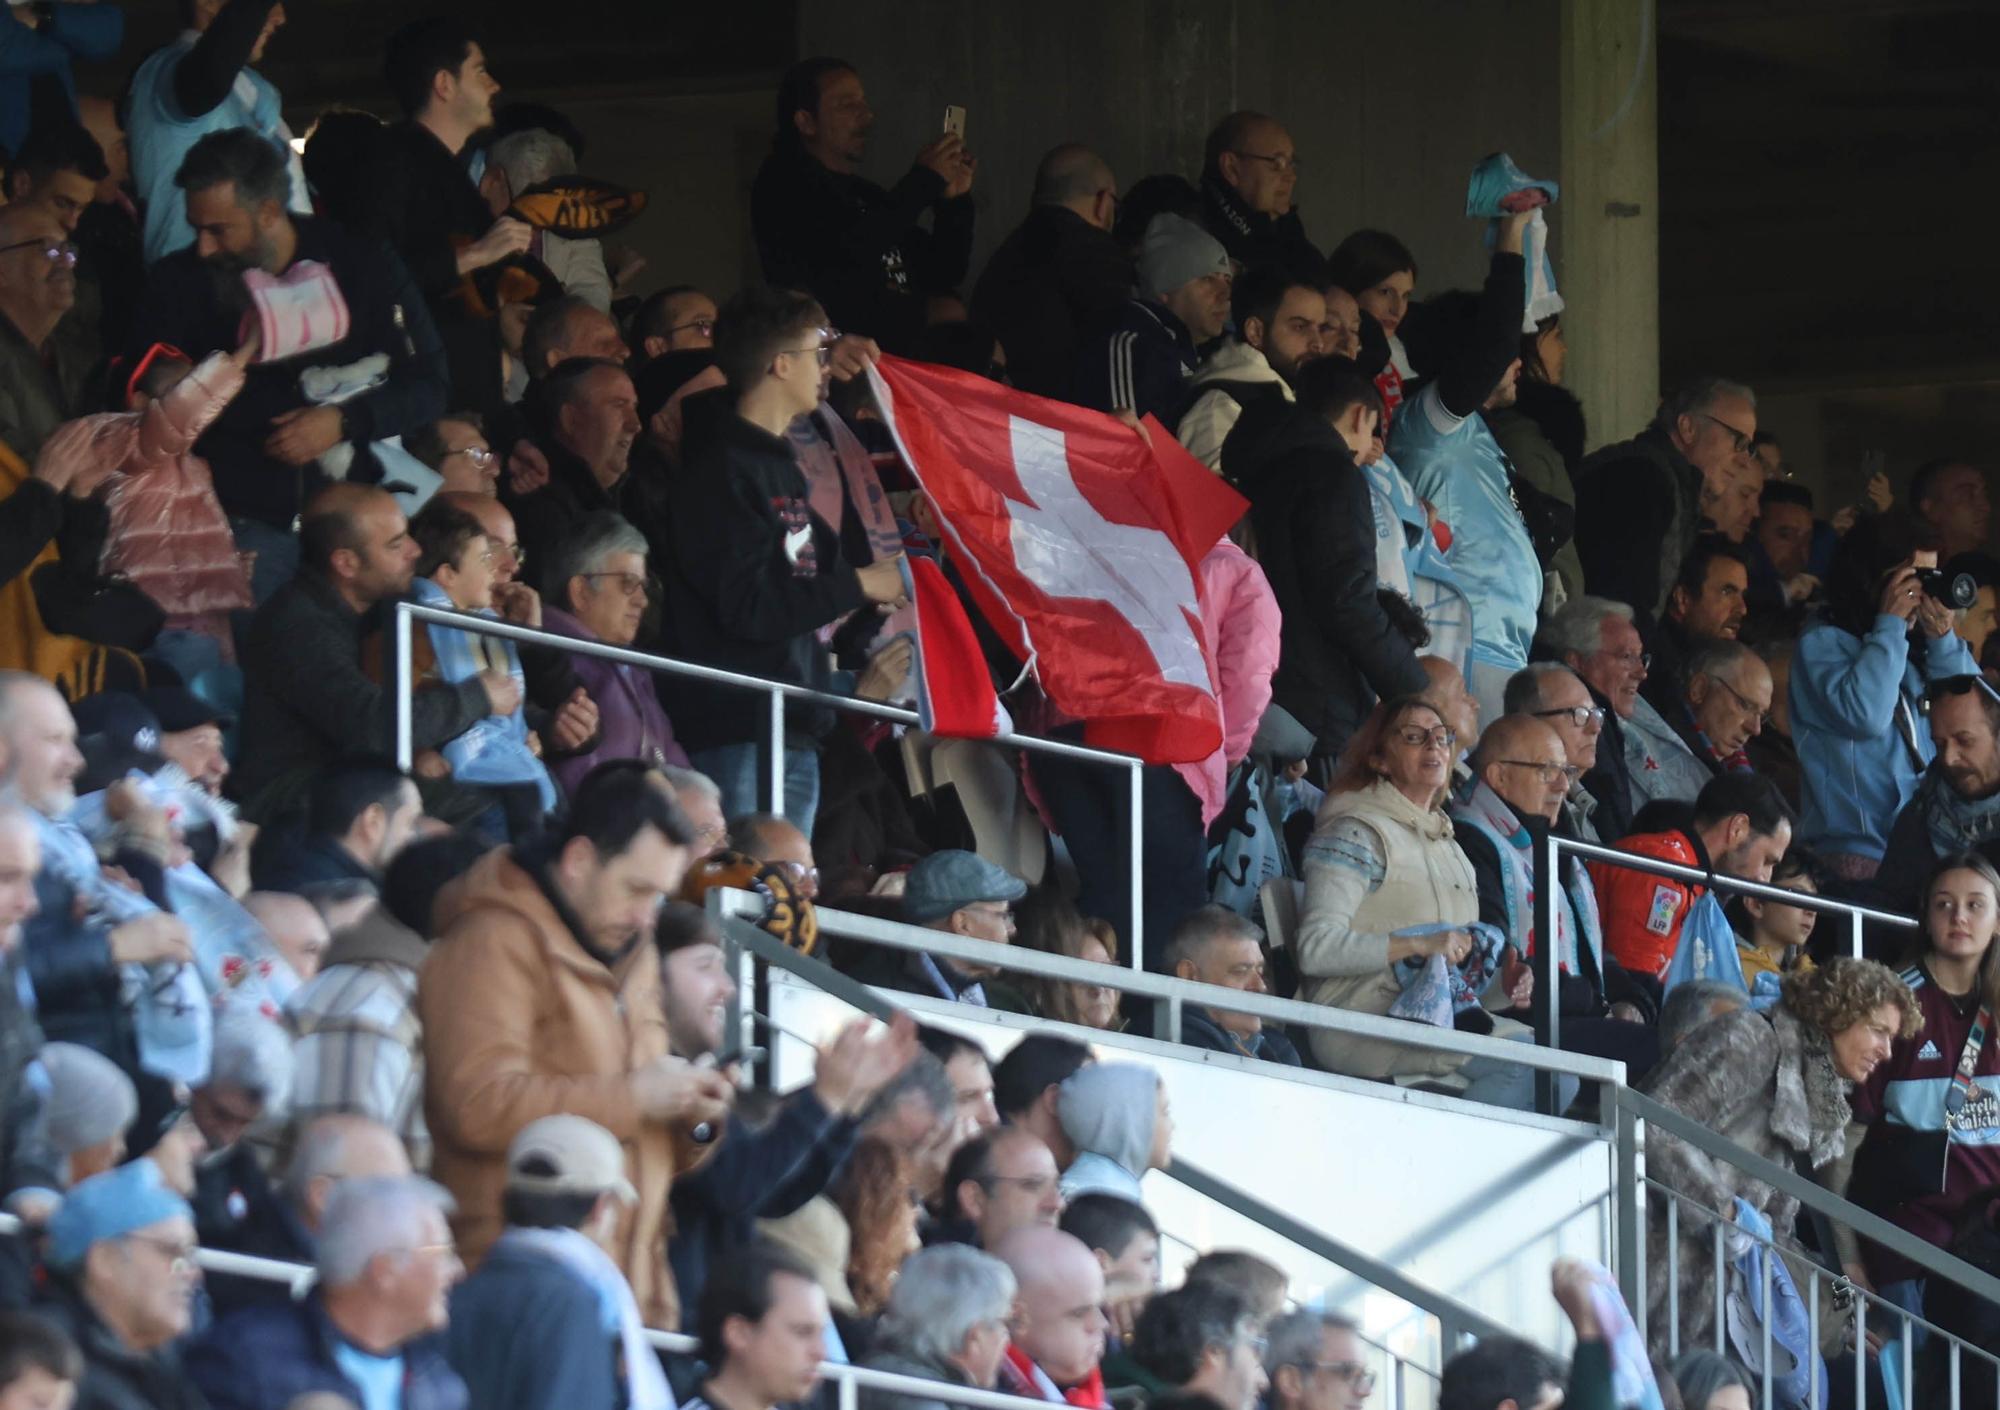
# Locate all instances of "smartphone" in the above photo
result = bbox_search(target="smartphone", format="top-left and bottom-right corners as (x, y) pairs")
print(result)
(1913, 550), (1938, 571)
(942, 105), (967, 140)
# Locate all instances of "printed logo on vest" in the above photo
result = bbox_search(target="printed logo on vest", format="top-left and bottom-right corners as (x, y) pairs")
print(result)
(1917, 1039), (1943, 1062)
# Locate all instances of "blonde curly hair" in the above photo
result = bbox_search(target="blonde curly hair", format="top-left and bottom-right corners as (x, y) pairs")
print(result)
(1781, 958), (1921, 1042)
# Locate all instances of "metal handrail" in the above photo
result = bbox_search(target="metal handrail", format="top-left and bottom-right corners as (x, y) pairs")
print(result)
(705, 890), (1524, 1354)
(390, 599), (1150, 967)
(722, 892), (1620, 1085)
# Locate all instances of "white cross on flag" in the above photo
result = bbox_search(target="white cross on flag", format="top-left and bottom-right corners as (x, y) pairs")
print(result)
(868, 356), (1247, 765)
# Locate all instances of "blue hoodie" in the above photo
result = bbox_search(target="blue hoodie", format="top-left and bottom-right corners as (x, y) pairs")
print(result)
(1790, 616), (1974, 860)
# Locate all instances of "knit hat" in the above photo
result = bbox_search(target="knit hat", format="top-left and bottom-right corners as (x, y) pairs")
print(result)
(506, 1114), (638, 1204)
(40, 1042), (139, 1157)
(1137, 213), (1231, 300)
(46, 1161), (192, 1269)
(1057, 1062), (1161, 1178)
(902, 850), (1027, 925)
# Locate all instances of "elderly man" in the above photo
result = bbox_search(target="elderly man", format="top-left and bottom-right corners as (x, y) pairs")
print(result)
(0, 673), (192, 1089)
(236, 485), (512, 826)
(1198, 110), (1322, 282)
(480, 129), (612, 313)
(186, 1008), (296, 1253)
(241, 893), (330, 982)
(1643, 535), (1751, 711)
(938, 1126), (1065, 1251)
(725, 811), (818, 900)
(34, 1164), (206, 1410)
(1127, 1280), (1268, 1410)
(186, 1175), (467, 1410)
(1542, 595), (1689, 840)
(0, 202), (91, 460)
(1504, 663), (1607, 843)
(635, 286), (719, 360)
(509, 358), (641, 573)
(521, 298), (630, 386)
(1576, 376), (1759, 624)
(994, 1227), (1110, 1408)
(851, 850), (1026, 1005)
(1264, 1310), (1375, 1410)
(1875, 674), (2000, 916)
(423, 766), (733, 1329)
(1166, 906), (1298, 1065)
(1669, 640), (1775, 784)
(971, 144), (1128, 401)
(446, 1116), (665, 1410)
(860, 1244), (1018, 1410)
(406, 417), (501, 496)
(1454, 716), (1657, 1079)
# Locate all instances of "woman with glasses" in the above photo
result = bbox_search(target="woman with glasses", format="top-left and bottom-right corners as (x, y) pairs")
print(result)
(1790, 514), (1976, 882)
(1295, 696), (1542, 1109)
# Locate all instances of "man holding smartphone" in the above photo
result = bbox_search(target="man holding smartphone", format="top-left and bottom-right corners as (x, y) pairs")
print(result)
(751, 57), (976, 355)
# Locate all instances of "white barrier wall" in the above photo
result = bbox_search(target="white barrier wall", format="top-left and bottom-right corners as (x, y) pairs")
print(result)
(764, 974), (1616, 1372)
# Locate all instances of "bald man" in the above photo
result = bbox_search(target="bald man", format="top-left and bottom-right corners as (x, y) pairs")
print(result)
(971, 143), (1131, 401)
(235, 484), (514, 825)
(0, 202), (88, 460)
(726, 812), (817, 900)
(242, 891), (332, 982)
(952, 1125), (1063, 1250)
(0, 805), (60, 1207)
(1453, 715), (1660, 1081)
(995, 1227), (1109, 1403)
(1199, 110), (1323, 283)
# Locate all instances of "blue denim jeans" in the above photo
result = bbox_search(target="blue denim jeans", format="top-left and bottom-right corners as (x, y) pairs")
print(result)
(690, 743), (821, 837)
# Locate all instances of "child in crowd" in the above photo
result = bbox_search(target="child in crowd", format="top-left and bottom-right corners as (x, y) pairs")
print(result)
(91, 341), (258, 677)
(0, 1312), (81, 1410)
(408, 499), (556, 839)
(1724, 845), (1821, 1009)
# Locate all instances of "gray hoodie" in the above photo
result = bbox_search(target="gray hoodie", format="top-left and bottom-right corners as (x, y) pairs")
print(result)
(1056, 1063), (1160, 1199)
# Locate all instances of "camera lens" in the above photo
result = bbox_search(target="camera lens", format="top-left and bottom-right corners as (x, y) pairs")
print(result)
(1945, 572), (1978, 610)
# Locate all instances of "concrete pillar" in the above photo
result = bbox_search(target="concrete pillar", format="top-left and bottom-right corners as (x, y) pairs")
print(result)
(1560, 0), (1660, 451)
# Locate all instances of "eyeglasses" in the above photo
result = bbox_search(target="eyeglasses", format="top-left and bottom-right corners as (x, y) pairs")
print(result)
(499, 542), (525, 568)
(964, 902), (1016, 926)
(1498, 759), (1583, 785)
(1709, 674), (1773, 728)
(772, 858), (820, 889)
(1533, 704), (1606, 730)
(1394, 726), (1456, 750)
(667, 317), (716, 338)
(780, 326), (841, 369)
(449, 444), (496, 467)
(580, 571), (647, 599)
(981, 1172), (1060, 1198)
(1920, 673), (2000, 715)
(0, 237), (78, 266)
(1700, 411), (1754, 455)
(1299, 1362), (1377, 1393)
(1598, 650), (1651, 672)
(1231, 150), (1301, 174)
(122, 1232), (199, 1276)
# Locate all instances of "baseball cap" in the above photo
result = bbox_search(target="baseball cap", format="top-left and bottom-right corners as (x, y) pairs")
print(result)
(69, 692), (164, 792)
(47, 1161), (193, 1269)
(505, 1115), (637, 1204)
(902, 849), (1027, 925)
(138, 687), (234, 733)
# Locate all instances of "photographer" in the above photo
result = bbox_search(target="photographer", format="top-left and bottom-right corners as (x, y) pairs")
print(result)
(1790, 515), (1976, 883)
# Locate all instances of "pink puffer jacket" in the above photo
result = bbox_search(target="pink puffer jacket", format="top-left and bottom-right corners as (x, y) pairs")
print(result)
(94, 353), (253, 638)
(1174, 537), (1282, 827)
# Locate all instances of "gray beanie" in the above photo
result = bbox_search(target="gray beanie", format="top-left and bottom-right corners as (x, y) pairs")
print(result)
(41, 1042), (139, 1156)
(1137, 213), (1231, 299)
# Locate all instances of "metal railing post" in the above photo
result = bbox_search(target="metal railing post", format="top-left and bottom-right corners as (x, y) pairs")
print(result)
(1532, 830), (1561, 1115)
(393, 602), (414, 771)
(1128, 760), (1145, 972)
(1850, 904), (1865, 961)
(767, 689), (786, 816)
(1613, 1094), (1646, 1322)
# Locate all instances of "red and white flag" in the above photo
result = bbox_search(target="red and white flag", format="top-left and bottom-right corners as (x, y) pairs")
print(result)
(868, 357), (1246, 765)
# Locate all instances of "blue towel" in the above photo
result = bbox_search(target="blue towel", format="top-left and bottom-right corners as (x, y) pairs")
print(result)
(1466, 153), (1563, 333)
(412, 579), (558, 811)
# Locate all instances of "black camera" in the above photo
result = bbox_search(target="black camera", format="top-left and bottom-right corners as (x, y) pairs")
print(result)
(1917, 566), (1978, 610)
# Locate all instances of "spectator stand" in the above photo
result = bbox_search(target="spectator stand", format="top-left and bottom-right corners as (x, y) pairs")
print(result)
(704, 887), (2000, 1410)
(390, 598), (1151, 961)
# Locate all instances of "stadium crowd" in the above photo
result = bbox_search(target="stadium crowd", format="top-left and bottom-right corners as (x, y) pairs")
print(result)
(0, 10), (1998, 1410)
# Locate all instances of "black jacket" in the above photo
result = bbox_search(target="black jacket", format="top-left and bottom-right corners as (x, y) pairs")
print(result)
(345, 121), (503, 418)
(185, 1292), (468, 1410)
(1070, 298), (1198, 429)
(249, 830), (378, 895)
(125, 216), (448, 528)
(971, 205), (1133, 400)
(667, 1087), (858, 1327)
(0, 948), (57, 1199)
(1579, 687), (1640, 844)
(659, 391), (869, 752)
(1574, 425), (1704, 625)
(34, 1277), (209, 1410)
(750, 144), (974, 355)
(1223, 396), (1427, 760)
(1199, 176), (1326, 283)
(192, 1144), (314, 1320)
(504, 438), (627, 597)
(234, 571), (490, 824)
(1871, 773), (2000, 922)
(1180, 1006), (1302, 1066)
